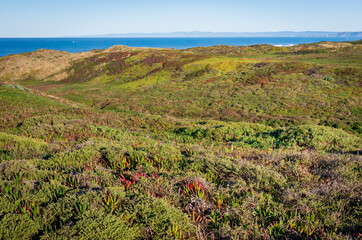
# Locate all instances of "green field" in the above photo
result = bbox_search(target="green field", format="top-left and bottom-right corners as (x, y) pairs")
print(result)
(0, 41), (361, 239)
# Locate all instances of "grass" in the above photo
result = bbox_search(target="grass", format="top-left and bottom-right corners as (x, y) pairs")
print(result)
(0, 40), (361, 239)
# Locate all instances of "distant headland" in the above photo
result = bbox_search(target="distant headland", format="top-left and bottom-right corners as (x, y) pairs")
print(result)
(81, 31), (362, 38)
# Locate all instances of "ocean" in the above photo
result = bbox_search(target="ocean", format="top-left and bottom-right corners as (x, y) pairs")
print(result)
(0, 37), (360, 57)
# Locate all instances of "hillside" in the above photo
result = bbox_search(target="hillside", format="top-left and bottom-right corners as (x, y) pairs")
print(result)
(1, 41), (361, 134)
(0, 41), (361, 239)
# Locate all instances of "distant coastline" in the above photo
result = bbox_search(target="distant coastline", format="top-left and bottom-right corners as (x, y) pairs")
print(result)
(1, 36), (361, 57)
(80, 31), (362, 38)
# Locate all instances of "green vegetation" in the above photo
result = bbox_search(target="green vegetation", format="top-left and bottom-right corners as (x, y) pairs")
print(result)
(0, 41), (361, 239)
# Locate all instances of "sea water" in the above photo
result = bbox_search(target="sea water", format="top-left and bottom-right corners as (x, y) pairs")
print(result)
(0, 37), (360, 57)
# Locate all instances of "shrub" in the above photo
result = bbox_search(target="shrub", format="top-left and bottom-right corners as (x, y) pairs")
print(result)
(0, 132), (49, 161)
(0, 213), (41, 239)
(275, 125), (361, 151)
(122, 195), (192, 239)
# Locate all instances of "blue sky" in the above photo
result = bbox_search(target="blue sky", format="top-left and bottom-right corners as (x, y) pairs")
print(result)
(1, 0), (361, 37)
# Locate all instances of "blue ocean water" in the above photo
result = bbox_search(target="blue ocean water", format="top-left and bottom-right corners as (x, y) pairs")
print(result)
(0, 37), (360, 57)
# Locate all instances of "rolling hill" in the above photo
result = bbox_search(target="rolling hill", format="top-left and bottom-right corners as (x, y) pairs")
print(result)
(0, 40), (361, 239)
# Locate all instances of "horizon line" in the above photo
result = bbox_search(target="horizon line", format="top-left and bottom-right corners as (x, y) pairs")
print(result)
(1, 30), (361, 38)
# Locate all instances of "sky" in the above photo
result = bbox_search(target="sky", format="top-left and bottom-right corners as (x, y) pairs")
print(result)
(1, 0), (361, 37)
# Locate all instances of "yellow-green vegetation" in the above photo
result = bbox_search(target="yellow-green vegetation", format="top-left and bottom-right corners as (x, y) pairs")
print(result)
(4, 41), (359, 134)
(0, 41), (361, 239)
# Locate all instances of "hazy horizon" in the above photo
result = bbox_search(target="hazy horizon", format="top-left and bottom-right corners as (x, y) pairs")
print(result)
(0, 31), (361, 39)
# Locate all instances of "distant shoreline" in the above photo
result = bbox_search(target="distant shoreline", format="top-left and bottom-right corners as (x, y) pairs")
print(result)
(1, 37), (360, 57)
(81, 31), (362, 38)
(1, 31), (362, 39)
